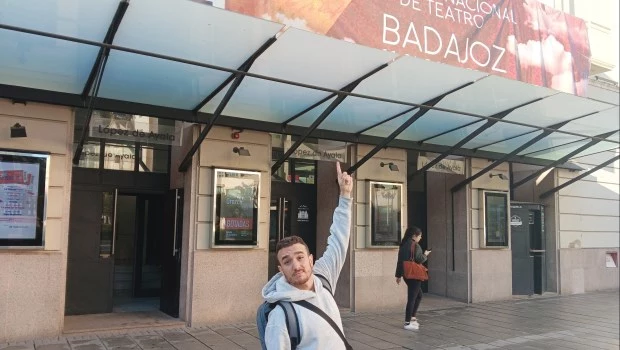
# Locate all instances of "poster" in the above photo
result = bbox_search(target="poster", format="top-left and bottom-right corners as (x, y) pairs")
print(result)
(212, 0), (591, 96)
(0, 151), (48, 247)
(213, 169), (260, 246)
(484, 191), (508, 246)
(369, 181), (402, 246)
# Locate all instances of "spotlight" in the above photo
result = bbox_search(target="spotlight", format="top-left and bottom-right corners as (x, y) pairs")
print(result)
(380, 162), (399, 171)
(489, 173), (507, 180)
(10, 123), (27, 138)
(233, 147), (250, 156)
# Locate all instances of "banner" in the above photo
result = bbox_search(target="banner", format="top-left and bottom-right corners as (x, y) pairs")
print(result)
(218, 0), (590, 96)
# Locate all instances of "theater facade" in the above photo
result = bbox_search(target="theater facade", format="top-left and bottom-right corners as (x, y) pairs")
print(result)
(0, 0), (618, 341)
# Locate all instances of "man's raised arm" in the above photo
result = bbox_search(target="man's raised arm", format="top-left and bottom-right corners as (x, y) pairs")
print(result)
(312, 162), (353, 290)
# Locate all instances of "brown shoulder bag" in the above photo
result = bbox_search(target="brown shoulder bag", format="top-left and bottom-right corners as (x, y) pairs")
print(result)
(403, 242), (428, 281)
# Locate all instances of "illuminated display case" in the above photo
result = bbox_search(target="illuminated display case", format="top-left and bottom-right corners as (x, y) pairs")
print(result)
(212, 169), (260, 247)
(368, 181), (403, 247)
(0, 150), (49, 248)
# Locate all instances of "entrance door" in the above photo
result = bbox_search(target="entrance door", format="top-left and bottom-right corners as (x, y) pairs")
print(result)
(268, 182), (317, 280)
(66, 189), (117, 315)
(160, 189), (183, 317)
(511, 203), (545, 295)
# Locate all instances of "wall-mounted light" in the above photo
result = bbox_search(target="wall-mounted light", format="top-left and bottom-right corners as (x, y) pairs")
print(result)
(489, 173), (507, 180)
(10, 123), (27, 138)
(380, 162), (399, 171)
(233, 146), (250, 156)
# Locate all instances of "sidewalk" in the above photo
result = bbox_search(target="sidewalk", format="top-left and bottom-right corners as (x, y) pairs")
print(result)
(2, 290), (618, 350)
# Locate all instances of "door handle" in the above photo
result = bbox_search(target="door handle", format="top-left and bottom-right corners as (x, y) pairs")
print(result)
(529, 249), (546, 253)
(279, 197), (285, 241)
(172, 189), (179, 257)
(111, 188), (119, 256)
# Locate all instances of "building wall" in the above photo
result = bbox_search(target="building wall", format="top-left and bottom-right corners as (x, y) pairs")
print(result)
(0, 99), (73, 342)
(557, 150), (619, 294)
(174, 125), (271, 325)
(469, 159), (512, 302)
(541, 0), (618, 75)
(352, 145), (407, 312)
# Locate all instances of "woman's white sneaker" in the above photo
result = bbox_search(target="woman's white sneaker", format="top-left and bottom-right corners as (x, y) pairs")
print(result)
(404, 322), (419, 330)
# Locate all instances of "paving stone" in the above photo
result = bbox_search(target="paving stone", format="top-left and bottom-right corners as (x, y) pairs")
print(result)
(35, 344), (70, 350)
(1, 346), (36, 350)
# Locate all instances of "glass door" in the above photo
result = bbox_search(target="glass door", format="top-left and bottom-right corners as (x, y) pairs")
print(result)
(268, 196), (291, 279)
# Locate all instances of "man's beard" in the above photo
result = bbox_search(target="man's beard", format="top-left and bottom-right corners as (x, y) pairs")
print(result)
(289, 271), (312, 287)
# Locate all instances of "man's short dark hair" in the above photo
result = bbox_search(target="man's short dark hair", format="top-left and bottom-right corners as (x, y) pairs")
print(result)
(276, 236), (310, 260)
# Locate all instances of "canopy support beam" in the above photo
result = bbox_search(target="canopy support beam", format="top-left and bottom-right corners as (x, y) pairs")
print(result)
(178, 37), (277, 172)
(417, 120), (481, 144)
(192, 37), (277, 114)
(81, 0), (129, 97)
(73, 0), (129, 165)
(270, 64), (388, 174)
(451, 121), (569, 193)
(472, 110), (600, 151)
(346, 81), (475, 175)
(539, 155), (620, 199)
(354, 107), (418, 136)
(511, 130), (618, 189)
(408, 97), (544, 180)
(282, 95), (335, 127)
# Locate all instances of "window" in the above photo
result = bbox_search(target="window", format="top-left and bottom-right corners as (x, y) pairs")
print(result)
(103, 142), (136, 171)
(482, 191), (509, 248)
(139, 145), (169, 173)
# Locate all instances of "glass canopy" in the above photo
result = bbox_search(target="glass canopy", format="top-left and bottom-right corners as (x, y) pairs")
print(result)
(0, 0), (618, 168)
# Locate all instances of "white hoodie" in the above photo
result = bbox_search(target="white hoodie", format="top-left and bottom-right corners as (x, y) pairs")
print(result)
(262, 196), (352, 350)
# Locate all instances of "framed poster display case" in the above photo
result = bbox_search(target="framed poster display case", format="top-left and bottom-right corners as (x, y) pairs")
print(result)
(368, 181), (403, 247)
(479, 190), (510, 248)
(212, 168), (260, 247)
(0, 150), (49, 248)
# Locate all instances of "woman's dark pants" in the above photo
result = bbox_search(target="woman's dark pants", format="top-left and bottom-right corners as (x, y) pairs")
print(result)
(404, 278), (423, 322)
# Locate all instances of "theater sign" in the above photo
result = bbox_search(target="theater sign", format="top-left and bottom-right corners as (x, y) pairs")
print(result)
(216, 0), (591, 96)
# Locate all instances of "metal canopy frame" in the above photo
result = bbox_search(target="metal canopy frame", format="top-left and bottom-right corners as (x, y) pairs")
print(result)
(0, 14), (618, 177)
(0, 23), (615, 145)
(178, 37), (277, 172)
(539, 155), (620, 198)
(408, 97), (545, 180)
(511, 130), (619, 189)
(72, 0), (129, 165)
(451, 121), (569, 193)
(472, 110), (601, 151)
(346, 81), (477, 174)
(270, 63), (388, 174)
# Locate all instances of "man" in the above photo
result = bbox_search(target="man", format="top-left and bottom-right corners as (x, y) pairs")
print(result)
(262, 162), (353, 349)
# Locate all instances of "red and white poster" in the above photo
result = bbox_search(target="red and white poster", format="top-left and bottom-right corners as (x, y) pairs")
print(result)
(0, 165), (39, 240)
(219, 0), (591, 96)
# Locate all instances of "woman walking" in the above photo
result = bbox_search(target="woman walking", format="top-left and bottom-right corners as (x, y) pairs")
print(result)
(395, 227), (431, 330)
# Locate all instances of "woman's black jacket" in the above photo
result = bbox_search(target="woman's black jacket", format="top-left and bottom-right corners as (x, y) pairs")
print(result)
(395, 237), (427, 278)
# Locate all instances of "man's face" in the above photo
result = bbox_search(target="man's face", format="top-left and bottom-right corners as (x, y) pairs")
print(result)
(277, 243), (314, 288)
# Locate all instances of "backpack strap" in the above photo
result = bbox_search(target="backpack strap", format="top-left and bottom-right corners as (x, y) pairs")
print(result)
(315, 274), (332, 295)
(294, 300), (353, 350)
(275, 301), (300, 349)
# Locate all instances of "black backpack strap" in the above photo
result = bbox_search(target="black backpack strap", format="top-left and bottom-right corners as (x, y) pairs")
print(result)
(275, 301), (300, 349)
(315, 274), (332, 295)
(294, 300), (352, 350)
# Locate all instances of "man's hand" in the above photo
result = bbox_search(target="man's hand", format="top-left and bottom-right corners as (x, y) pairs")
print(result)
(336, 162), (353, 198)
(396, 277), (401, 285)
